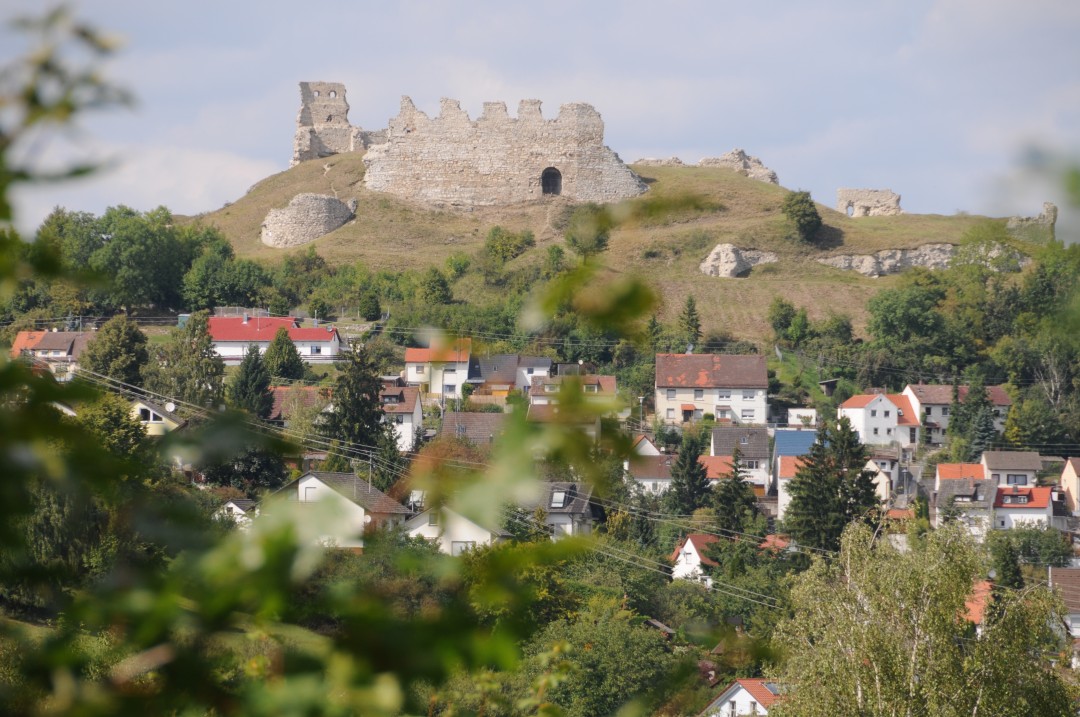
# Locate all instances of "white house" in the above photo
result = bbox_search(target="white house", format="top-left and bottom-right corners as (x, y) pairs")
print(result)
(520, 482), (595, 538)
(902, 383), (1012, 445)
(1059, 458), (1080, 514)
(404, 338), (472, 398)
(11, 330), (93, 381)
(216, 498), (256, 529)
(992, 485), (1055, 530)
(701, 678), (782, 716)
(130, 398), (186, 437)
(654, 353), (768, 426)
(380, 379), (423, 452)
(981, 450), (1041, 487)
(207, 316), (341, 364)
(710, 427), (770, 488)
(670, 533), (721, 587)
(775, 455), (806, 524)
(933, 478), (994, 541)
(838, 392), (921, 447)
(529, 374), (617, 406)
(404, 506), (510, 555)
(264, 471), (410, 550)
(474, 354), (552, 396)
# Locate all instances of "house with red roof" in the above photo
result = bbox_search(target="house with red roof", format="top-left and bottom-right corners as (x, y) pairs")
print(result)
(655, 353), (768, 426)
(700, 678), (782, 716)
(934, 462), (986, 491)
(625, 454), (734, 495)
(207, 316), (341, 364)
(775, 455), (807, 523)
(902, 383), (1012, 445)
(10, 329), (94, 381)
(671, 533), (721, 587)
(992, 485), (1057, 530)
(838, 392), (921, 448)
(404, 338), (472, 398)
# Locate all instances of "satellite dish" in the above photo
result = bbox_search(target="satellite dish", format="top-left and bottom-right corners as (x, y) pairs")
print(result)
(165, 402), (176, 413)
(363, 515), (373, 524)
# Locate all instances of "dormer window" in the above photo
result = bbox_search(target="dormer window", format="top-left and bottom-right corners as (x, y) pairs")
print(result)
(584, 384), (598, 393)
(550, 490), (567, 508)
(545, 384), (558, 393)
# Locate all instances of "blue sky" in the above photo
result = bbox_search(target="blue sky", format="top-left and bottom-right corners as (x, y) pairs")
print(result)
(7, 0), (1080, 239)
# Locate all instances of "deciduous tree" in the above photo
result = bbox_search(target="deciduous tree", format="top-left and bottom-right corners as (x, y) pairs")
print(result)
(80, 313), (148, 387)
(141, 310), (225, 408)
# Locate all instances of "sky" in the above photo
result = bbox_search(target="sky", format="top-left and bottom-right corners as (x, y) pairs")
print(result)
(6, 0), (1080, 239)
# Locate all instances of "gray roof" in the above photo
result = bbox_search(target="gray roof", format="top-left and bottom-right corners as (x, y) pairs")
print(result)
(35, 331), (93, 357)
(274, 471), (410, 514)
(711, 426), (770, 460)
(227, 498), (256, 512)
(522, 481), (594, 516)
(441, 411), (507, 445)
(477, 354), (520, 385)
(982, 451), (1042, 472)
(935, 478), (995, 511)
(133, 397), (186, 426)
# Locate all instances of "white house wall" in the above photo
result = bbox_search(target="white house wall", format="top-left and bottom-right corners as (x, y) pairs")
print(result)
(296, 475), (368, 548)
(654, 387), (767, 425)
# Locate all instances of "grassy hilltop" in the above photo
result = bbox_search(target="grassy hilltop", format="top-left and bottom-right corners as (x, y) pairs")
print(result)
(194, 154), (996, 343)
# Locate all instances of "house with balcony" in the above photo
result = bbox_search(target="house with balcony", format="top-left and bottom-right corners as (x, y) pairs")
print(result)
(901, 383), (1012, 445)
(529, 374), (617, 406)
(654, 354), (767, 426)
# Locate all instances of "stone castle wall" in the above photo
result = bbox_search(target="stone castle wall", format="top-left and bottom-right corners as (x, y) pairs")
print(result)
(698, 149), (779, 184)
(837, 188), (902, 217)
(292, 82), (372, 166)
(361, 96), (647, 206)
(1006, 201), (1057, 242)
(261, 194), (356, 248)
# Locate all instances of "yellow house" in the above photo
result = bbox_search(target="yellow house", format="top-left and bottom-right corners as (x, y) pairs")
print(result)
(1060, 458), (1080, 514)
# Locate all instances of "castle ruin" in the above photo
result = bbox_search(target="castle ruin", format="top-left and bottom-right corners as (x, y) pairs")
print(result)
(837, 188), (902, 217)
(290, 83), (647, 207)
(261, 194), (356, 248)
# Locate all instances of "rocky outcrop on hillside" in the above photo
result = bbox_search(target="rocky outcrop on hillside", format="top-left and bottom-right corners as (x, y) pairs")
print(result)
(700, 243), (779, 277)
(817, 244), (956, 276)
(698, 149), (779, 184)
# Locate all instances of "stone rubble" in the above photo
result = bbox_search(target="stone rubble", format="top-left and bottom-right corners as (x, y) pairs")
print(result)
(699, 243), (779, 277)
(697, 149), (779, 184)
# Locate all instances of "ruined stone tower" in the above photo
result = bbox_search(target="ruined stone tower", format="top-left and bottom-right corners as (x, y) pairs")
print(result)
(292, 82), (385, 166)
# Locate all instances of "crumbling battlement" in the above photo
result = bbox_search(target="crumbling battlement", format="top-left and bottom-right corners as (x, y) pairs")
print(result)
(1006, 202), (1057, 242)
(292, 82), (383, 166)
(361, 96), (647, 206)
(837, 188), (902, 217)
(698, 149), (779, 185)
(261, 194), (357, 248)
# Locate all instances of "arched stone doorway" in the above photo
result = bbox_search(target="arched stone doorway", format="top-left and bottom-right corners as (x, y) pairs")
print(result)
(541, 167), (562, 196)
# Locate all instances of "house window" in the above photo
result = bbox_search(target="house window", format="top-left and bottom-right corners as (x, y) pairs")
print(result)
(740, 435), (748, 445)
(1006, 474), (1027, 485)
(444, 367), (456, 374)
(545, 384), (558, 392)
(394, 414), (404, 424)
(527, 367), (534, 375)
(742, 390), (755, 400)
(451, 541), (476, 556)
(584, 384), (598, 393)
(942, 407), (949, 416)
(551, 490), (567, 508)
(884, 410), (891, 417)
(694, 389), (704, 400)
(992, 473), (1000, 480)
(428, 512), (438, 526)
(311, 345), (322, 355)
(138, 408), (163, 423)
(1000, 520), (1006, 527)
(666, 388), (676, 400)
(886, 428), (892, 435)
(693, 409), (703, 420)
(871, 410), (877, 417)
(873, 427), (879, 435)
(718, 390), (731, 399)
(666, 408), (674, 419)
(417, 365), (426, 374)
(743, 460), (759, 470)
(925, 407), (932, 415)
(303, 486), (317, 502)
(443, 384), (455, 395)
(740, 409), (754, 420)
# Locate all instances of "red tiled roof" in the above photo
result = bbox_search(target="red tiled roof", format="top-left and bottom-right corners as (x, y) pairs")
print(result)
(1049, 567), (1080, 613)
(700, 455), (734, 479)
(888, 394), (920, 426)
(759, 534), (790, 551)
(627, 454), (675, 480)
(937, 463), (986, 480)
(905, 383), (1012, 407)
(965, 580), (993, 624)
(994, 485), (1052, 509)
(840, 394), (878, 409)
(778, 455), (806, 479)
(671, 533), (721, 566)
(208, 316), (340, 343)
(681, 403), (697, 411)
(404, 338), (472, 364)
(737, 679), (782, 708)
(887, 508), (914, 520)
(655, 353), (766, 389)
(10, 330), (46, 358)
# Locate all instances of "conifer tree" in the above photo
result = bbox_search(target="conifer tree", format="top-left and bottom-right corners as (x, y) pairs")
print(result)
(712, 445), (759, 536)
(666, 430), (710, 516)
(678, 295), (702, 351)
(784, 417), (877, 552)
(263, 326), (305, 380)
(321, 342), (391, 450)
(228, 344), (272, 418)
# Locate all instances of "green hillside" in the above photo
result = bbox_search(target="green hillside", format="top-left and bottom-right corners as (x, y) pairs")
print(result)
(193, 154), (998, 343)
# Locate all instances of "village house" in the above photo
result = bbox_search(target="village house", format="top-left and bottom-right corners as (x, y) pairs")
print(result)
(267, 385), (329, 428)
(1047, 567), (1080, 666)
(654, 353), (768, 426)
(775, 455), (806, 524)
(130, 397), (186, 437)
(700, 678), (783, 716)
(404, 338), (472, 398)
(404, 505), (510, 555)
(525, 403), (602, 443)
(838, 392), (921, 449)
(380, 377), (423, 452)
(11, 329), (93, 381)
(981, 450), (1041, 487)
(263, 471), (410, 550)
(901, 383), (1012, 445)
(519, 481), (596, 538)
(671, 533), (720, 587)
(473, 354), (552, 396)
(206, 316), (341, 365)
(528, 373), (617, 406)
(625, 453), (734, 495)
(710, 426), (770, 488)
(933, 478), (995, 541)
(216, 498), (256, 529)
(1058, 458), (1080, 514)
(440, 411), (508, 447)
(992, 485), (1058, 530)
